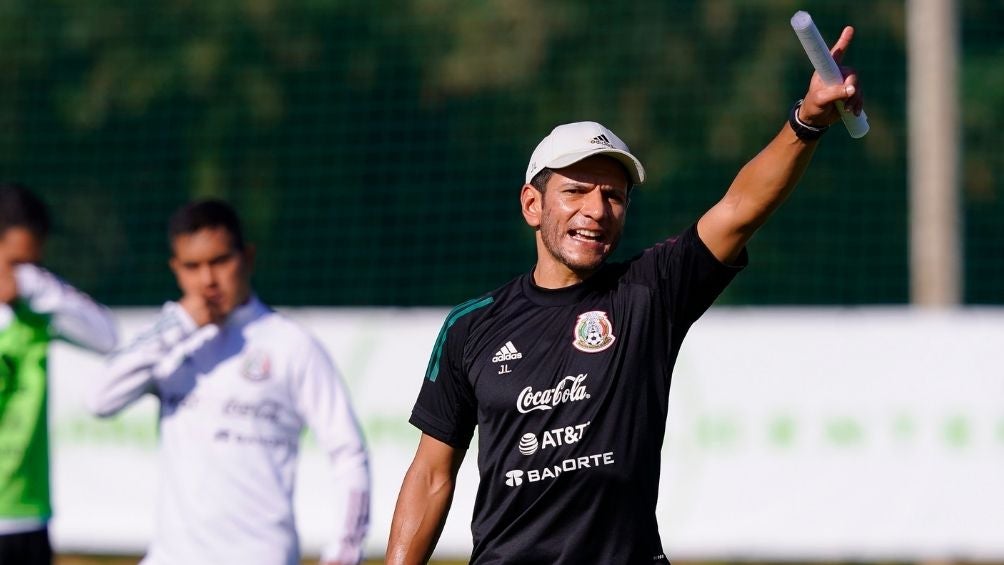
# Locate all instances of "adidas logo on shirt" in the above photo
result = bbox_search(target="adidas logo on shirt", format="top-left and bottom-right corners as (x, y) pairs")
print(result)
(589, 134), (613, 148)
(492, 341), (523, 363)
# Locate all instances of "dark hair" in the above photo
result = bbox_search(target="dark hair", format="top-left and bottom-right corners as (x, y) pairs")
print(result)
(0, 183), (51, 239)
(529, 168), (554, 192)
(168, 199), (245, 252)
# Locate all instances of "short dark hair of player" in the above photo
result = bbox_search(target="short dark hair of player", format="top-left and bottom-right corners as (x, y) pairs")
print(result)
(529, 168), (554, 193)
(0, 183), (51, 239)
(168, 199), (246, 252)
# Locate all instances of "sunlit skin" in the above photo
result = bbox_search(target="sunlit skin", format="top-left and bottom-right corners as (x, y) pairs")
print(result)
(0, 227), (43, 265)
(386, 27), (866, 565)
(0, 226), (44, 303)
(520, 155), (630, 289)
(169, 226), (255, 327)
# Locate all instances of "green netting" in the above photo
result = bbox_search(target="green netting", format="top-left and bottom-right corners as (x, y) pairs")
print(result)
(0, 1), (997, 306)
(962, 1), (1004, 304)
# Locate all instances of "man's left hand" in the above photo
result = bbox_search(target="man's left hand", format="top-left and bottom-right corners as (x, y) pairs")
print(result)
(798, 25), (864, 128)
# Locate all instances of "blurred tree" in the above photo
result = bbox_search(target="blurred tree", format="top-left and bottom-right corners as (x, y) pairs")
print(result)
(0, 0), (996, 306)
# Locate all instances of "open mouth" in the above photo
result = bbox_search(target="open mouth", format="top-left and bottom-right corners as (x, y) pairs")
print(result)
(569, 228), (605, 244)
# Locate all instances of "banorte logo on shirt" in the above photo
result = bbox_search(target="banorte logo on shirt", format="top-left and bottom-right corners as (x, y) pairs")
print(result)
(516, 374), (590, 414)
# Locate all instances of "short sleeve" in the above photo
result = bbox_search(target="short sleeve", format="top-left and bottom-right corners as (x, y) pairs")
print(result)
(626, 224), (747, 328)
(409, 313), (478, 449)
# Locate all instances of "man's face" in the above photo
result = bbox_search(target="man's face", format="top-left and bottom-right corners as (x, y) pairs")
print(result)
(169, 226), (253, 320)
(0, 227), (43, 265)
(523, 156), (630, 284)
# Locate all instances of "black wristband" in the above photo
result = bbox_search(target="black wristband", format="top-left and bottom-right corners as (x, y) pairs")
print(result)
(788, 99), (828, 141)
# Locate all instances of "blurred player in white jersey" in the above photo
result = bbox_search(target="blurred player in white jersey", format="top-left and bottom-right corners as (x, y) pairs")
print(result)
(0, 183), (118, 565)
(90, 200), (370, 565)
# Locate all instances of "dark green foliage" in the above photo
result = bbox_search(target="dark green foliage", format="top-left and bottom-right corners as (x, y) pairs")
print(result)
(0, 1), (996, 305)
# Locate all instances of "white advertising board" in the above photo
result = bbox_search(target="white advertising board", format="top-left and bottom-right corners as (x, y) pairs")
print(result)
(46, 308), (1004, 560)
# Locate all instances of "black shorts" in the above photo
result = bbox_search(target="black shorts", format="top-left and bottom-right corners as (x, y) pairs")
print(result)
(0, 527), (51, 565)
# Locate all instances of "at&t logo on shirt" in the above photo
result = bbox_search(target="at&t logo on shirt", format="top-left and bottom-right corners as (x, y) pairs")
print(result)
(517, 422), (591, 455)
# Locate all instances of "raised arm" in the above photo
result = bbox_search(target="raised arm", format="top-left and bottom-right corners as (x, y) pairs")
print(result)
(12, 263), (118, 353)
(89, 302), (208, 417)
(386, 434), (466, 565)
(697, 26), (863, 264)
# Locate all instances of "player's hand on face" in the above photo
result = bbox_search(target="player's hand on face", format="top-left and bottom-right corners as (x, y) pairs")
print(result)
(0, 260), (16, 304)
(179, 293), (224, 327)
(799, 26), (864, 127)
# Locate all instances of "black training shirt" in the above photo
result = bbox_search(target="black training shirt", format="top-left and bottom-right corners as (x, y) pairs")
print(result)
(411, 225), (746, 564)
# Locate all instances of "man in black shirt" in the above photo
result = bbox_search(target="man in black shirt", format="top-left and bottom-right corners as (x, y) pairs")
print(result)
(387, 27), (864, 565)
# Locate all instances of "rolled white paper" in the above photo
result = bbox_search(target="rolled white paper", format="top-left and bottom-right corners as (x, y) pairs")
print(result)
(791, 10), (869, 138)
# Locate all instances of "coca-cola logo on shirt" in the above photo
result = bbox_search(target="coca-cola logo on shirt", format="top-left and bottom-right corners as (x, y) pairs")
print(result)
(516, 374), (590, 414)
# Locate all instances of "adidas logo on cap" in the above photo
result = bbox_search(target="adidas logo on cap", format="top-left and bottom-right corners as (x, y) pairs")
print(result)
(524, 121), (646, 185)
(589, 134), (614, 148)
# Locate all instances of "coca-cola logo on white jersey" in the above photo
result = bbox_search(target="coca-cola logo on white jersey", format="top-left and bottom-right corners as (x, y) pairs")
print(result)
(516, 374), (590, 414)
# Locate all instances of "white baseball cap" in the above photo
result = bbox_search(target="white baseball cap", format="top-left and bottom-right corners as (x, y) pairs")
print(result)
(524, 121), (646, 185)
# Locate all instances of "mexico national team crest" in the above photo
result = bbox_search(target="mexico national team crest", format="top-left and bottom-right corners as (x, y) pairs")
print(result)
(572, 311), (616, 353)
(241, 349), (272, 382)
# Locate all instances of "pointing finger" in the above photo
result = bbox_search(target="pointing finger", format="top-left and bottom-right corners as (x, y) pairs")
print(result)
(830, 26), (854, 64)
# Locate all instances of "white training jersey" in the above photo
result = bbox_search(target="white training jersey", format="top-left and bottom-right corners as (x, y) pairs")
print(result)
(90, 297), (369, 565)
(0, 263), (118, 353)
